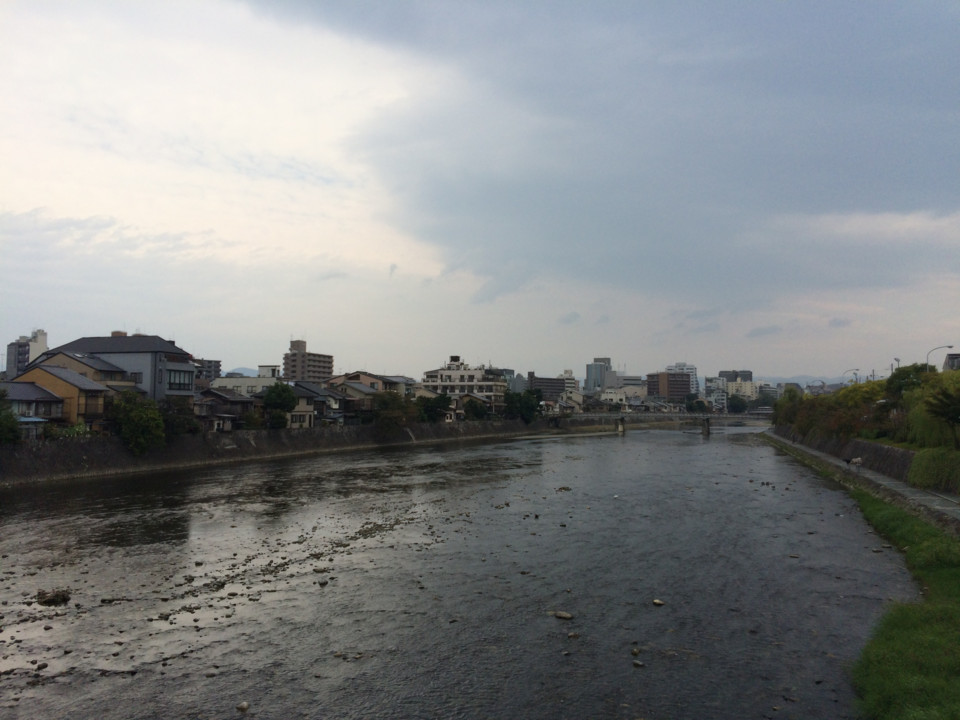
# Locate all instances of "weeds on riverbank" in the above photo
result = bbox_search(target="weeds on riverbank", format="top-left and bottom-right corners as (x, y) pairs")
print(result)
(850, 489), (960, 720)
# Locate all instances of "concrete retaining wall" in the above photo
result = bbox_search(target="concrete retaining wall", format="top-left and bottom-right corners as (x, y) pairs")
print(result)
(773, 426), (915, 482)
(1, 415), (644, 486)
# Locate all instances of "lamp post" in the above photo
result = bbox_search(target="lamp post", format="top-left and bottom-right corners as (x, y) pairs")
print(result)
(925, 345), (954, 372)
(841, 368), (859, 385)
(894, 358), (900, 369)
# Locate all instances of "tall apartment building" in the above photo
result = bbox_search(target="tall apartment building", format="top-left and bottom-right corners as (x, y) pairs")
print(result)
(5, 329), (48, 379)
(194, 358), (222, 382)
(283, 340), (333, 383)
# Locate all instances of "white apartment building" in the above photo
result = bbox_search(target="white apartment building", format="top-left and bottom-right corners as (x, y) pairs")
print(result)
(421, 356), (508, 413)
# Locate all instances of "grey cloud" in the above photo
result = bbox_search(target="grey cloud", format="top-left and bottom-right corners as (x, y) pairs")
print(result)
(746, 325), (782, 339)
(829, 317), (852, 328)
(558, 312), (581, 325)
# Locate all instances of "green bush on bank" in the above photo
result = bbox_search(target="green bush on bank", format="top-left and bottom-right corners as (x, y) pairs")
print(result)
(908, 448), (960, 494)
(774, 369), (960, 487)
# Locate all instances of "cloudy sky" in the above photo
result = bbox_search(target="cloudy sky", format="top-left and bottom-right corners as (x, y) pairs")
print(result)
(2, 1), (958, 381)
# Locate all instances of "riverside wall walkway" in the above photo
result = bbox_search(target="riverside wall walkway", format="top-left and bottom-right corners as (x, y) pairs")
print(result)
(765, 430), (960, 538)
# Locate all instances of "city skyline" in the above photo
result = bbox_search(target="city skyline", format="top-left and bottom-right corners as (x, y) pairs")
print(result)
(2, 2), (958, 379)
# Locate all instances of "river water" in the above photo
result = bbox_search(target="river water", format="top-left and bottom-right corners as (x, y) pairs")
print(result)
(0, 428), (916, 719)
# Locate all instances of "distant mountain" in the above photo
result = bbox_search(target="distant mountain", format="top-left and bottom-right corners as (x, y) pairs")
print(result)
(227, 367), (257, 377)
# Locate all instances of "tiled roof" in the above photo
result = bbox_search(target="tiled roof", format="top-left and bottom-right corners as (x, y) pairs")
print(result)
(1, 381), (62, 402)
(31, 366), (109, 391)
(47, 335), (191, 356)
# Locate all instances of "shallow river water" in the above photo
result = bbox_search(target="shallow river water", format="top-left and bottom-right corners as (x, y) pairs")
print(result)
(0, 429), (917, 719)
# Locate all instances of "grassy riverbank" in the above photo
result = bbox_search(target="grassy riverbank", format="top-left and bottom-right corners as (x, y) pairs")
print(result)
(763, 435), (960, 719)
(851, 490), (960, 719)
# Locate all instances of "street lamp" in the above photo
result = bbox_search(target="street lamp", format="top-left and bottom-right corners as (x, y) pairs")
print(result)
(925, 345), (954, 372)
(894, 358), (900, 368)
(841, 368), (859, 385)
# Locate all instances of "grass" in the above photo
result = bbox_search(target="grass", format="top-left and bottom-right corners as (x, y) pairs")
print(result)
(764, 433), (960, 719)
(848, 490), (960, 720)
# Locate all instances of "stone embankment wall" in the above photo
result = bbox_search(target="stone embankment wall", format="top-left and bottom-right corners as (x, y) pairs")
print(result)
(0, 415), (637, 486)
(773, 426), (915, 482)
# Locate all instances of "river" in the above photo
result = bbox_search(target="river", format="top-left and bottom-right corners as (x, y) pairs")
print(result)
(0, 428), (917, 719)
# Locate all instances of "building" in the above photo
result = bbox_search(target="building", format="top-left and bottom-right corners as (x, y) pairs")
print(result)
(283, 340), (333, 383)
(194, 359), (222, 383)
(14, 365), (108, 430)
(526, 372), (566, 401)
(29, 332), (195, 403)
(557, 370), (580, 392)
(727, 380), (760, 401)
(944, 354), (960, 372)
(421, 356), (508, 414)
(719, 370), (753, 383)
(666, 362), (699, 395)
(584, 357), (612, 394)
(646, 372), (692, 404)
(325, 371), (416, 396)
(704, 377), (728, 411)
(212, 366), (282, 397)
(30, 351), (140, 396)
(5, 329), (48, 379)
(0, 381), (64, 439)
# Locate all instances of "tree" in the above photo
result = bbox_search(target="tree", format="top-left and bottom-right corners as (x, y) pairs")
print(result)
(926, 386), (960, 449)
(503, 390), (542, 424)
(160, 397), (201, 439)
(463, 398), (487, 420)
(372, 392), (418, 439)
(727, 395), (748, 414)
(416, 393), (452, 423)
(108, 390), (166, 455)
(773, 386), (803, 425)
(263, 382), (297, 429)
(886, 363), (934, 402)
(0, 389), (20, 444)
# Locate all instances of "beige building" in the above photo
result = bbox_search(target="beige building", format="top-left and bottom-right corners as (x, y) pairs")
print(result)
(283, 340), (333, 382)
(727, 380), (759, 401)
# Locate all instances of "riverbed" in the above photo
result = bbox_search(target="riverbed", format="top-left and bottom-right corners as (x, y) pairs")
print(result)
(0, 428), (917, 719)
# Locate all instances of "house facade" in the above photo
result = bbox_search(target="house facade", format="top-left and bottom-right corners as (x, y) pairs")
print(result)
(30, 332), (195, 403)
(14, 366), (108, 430)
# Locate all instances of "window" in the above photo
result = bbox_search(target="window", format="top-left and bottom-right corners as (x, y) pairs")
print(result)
(130, 372), (143, 384)
(167, 370), (193, 391)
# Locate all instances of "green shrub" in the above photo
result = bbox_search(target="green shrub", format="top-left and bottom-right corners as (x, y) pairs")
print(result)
(908, 448), (960, 493)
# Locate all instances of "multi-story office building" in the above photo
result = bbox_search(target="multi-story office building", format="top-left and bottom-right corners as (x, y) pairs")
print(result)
(526, 372), (566, 401)
(719, 370), (753, 383)
(283, 340), (333, 383)
(584, 357), (612, 394)
(646, 372), (693, 404)
(5, 329), (48, 379)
